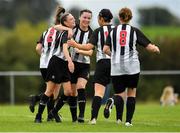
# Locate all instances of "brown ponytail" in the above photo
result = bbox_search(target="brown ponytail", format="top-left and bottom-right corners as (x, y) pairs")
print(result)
(119, 7), (132, 23)
(54, 5), (65, 25)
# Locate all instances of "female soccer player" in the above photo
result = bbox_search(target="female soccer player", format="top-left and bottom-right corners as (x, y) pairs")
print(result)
(67, 8), (114, 124)
(103, 7), (160, 126)
(52, 9), (93, 123)
(29, 6), (73, 121)
(34, 12), (76, 123)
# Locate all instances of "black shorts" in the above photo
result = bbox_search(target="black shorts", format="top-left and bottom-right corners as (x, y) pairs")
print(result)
(112, 73), (140, 94)
(40, 68), (47, 81)
(46, 56), (71, 84)
(93, 59), (111, 87)
(71, 61), (90, 83)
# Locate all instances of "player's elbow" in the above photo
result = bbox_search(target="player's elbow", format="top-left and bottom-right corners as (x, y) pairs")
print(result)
(88, 50), (93, 56)
(35, 43), (42, 54)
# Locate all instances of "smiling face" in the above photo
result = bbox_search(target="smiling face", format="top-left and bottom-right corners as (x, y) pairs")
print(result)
(79, 11), (92, 29)
(64, 14), (76, 28)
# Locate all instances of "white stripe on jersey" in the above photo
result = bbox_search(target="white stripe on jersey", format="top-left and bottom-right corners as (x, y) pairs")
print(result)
(96, 25), (113, 62)
(53, 31), (68, 60)
(40, 27), (59, 68)
(96, 26), (110, 62)
(111, 24), (140, 76)
(71, 27), (91, 64)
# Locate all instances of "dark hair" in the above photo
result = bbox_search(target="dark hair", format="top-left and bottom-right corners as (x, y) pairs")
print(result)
(60, 13), (70, 26)
(80, 9), (92, 16)
(119, 7), (132, 23)
(55, 5), (65, 25)
(99, 9), (113, 22)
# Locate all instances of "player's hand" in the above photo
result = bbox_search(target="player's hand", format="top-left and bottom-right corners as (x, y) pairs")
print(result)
(153, 45), (160, 54)
(68, 60), (74, 73)
(67, 39), (77, 47)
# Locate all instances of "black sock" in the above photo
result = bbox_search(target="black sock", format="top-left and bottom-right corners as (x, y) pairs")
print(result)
(77, 89), (86, 118)
(68, 96), (77, 121)
(53, 94), (68, 113)
(37, 94), (49, 115)
(126, 97), (136, 123)
(113, 95), (124, 121)
(47, 95), (55, 114)
(91, 96), (102, 120)
(35, 93), (43, 102)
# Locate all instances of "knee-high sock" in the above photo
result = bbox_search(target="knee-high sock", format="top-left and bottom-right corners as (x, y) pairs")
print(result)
(77, 89), (86, 118)
(126, 97), (136, 123)
(37, 94), (49, 115)
(35, 93), (43, 102)
(52, 94), (68, 113)
(47, 95), (55, 114)
(91, 96), (102, 120)
(68, 96), (77, 121)
(113, 95), (124, 121)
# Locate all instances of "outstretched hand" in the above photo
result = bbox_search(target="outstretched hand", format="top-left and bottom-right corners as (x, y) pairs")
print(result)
(153, 45), (160, 54)
(146, 43), (160, 54)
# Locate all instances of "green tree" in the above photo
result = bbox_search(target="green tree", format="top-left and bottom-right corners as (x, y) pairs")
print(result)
(0, 0), (58, 28)
(138, 7), (180, 26)
(0, 21), (48, 103)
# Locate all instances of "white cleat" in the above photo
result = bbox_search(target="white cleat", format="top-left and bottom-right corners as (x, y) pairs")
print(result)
(125, 122), (133, 127)
(89, 118), (96, 125)
(117, 119), (122, 124)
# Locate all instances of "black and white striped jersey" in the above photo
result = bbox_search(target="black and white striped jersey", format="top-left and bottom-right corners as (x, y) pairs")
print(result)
(89, 25), (114, 62)
(70, 24), (93, 64)
(106, 24), (151, 76)
(53, 31), (70, 61)
(39, 27), (61, 68)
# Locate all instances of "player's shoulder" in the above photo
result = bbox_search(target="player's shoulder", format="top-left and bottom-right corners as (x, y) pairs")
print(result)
(129, 25), (139, 32)
(88, 25), (93, 31)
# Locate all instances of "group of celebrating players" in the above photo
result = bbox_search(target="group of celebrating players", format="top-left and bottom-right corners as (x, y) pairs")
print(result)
(29, 5), (160, 126)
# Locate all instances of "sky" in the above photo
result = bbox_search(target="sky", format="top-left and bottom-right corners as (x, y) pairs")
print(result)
(57, 0), (180, 28)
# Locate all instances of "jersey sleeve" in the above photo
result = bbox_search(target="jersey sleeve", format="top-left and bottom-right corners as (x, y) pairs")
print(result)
(89, 29), (98, 46)
(134, 27), (151, 47)
(61, 31), (68, 44)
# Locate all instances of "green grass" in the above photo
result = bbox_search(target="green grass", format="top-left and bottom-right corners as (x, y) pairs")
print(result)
(0, 102), (180, 132)
(142, 26), (180, 40)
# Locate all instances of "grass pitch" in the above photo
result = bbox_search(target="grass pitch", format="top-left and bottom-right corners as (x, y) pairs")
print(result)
(0, 102), (180, 132)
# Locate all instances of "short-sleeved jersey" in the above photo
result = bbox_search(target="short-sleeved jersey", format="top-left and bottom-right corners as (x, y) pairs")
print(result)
(39, 27), (61, 68)
(106, 24), (151, 76)
(89, 25), (114, 62)
(53, 31), (69, 60)
(70, 24), (93, 64)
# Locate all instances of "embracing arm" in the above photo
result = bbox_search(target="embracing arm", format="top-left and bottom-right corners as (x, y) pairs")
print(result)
(74, 48), (93, 56)
(63, 43), (74, 73)
(54, 24), (73, 38)
(67, 39), (94, 50)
